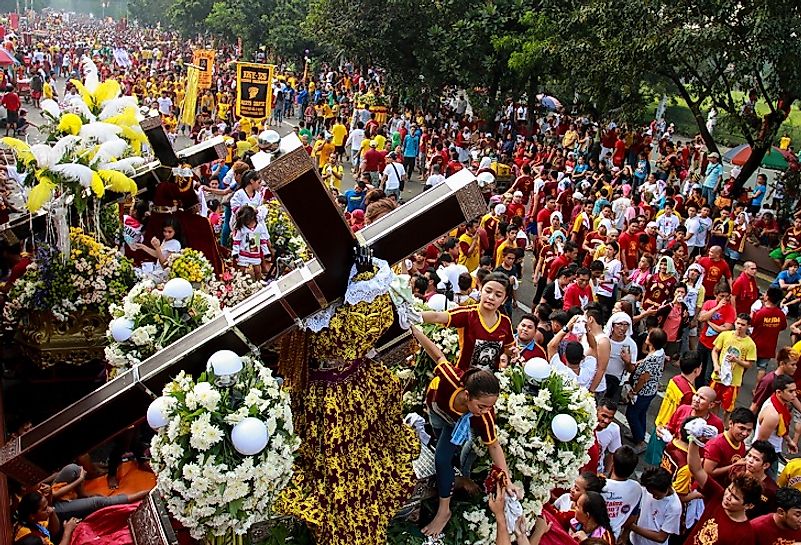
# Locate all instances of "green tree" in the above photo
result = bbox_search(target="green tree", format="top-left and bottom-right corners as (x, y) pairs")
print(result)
(559, 0), (801, 193)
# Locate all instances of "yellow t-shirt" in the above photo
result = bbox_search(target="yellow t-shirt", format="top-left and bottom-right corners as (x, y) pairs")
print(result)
(236, 140), (251, 158)
(374, 134), (387, 151)
(217, 102), (230, 120)
(780, 136), (792, 150)
(323, 163), (344, 190)
(239, 118), (252, 134)
(359, 138), (372, 158)
(711, 330), (757, 387)
(778, 457), (801, 490)
(318, 143), (335, 169)
(43, 81), (53, 99)
(458, 233), (480, 272)
(331, 123), (347, 146)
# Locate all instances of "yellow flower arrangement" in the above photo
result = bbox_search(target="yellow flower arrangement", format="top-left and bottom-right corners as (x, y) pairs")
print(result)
(167, 248), (215, 285)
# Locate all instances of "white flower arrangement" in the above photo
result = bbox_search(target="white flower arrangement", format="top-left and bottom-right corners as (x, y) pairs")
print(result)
(461, 367), (597, 544)
(150, 356), (300, 541)
(389, 366), (597, 545)
(104, 278), (221, 378)
(207, 269), (264, 309)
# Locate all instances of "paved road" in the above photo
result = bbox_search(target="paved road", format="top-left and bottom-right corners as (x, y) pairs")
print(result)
(20, 96), (793, 469)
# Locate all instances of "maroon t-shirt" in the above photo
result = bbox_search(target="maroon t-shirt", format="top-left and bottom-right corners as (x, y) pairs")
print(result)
(732, 273), (759, 315)
(683, 478), (755, 545)
(703, 433), (745, 486)
(751, 306), (788, 360)
(751, 513), (801, 545)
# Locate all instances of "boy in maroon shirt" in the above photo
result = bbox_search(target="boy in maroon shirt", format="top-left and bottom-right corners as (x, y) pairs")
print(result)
(751, 487), (801, 545)
(684, 420), (760, 545)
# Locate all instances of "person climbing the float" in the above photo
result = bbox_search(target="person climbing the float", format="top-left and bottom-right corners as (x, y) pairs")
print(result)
(410, 323), (521, 538)
(421, 272), (518, 371)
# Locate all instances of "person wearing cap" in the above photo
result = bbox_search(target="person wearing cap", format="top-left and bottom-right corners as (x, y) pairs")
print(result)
(360, 139), (383, 184)
(702, 152), (724, 205)
(380, 152), (406, 201)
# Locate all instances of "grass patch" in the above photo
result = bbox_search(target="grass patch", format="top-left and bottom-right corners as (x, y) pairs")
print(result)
(654, 96), (801, 149)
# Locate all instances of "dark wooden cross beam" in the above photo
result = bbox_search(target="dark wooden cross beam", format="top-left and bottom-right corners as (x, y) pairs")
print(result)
(138, 116), (226, 183)
(0, 133), (486, 484)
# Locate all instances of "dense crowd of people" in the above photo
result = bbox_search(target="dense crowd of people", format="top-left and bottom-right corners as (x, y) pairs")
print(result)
(3, 11), (801, 545)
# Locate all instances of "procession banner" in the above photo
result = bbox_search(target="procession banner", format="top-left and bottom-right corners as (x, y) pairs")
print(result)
(192, 49), (215, 90)
(235, 62), (274, 120)
(180, 65), (200, 128)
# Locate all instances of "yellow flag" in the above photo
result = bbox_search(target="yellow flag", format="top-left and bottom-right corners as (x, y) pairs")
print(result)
(180, 66), (200, 128)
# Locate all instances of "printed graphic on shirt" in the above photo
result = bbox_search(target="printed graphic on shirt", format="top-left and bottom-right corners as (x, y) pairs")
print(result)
(471, 339), (503, 369)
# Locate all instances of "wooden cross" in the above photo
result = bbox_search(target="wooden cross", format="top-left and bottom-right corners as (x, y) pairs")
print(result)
(0, 133), (486, 484)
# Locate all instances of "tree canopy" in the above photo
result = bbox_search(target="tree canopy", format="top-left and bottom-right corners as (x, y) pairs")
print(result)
(127, 0), (800, 177)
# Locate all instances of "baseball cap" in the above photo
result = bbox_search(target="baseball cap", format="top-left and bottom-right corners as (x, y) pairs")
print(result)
(647, 221), (658, 228)
(388, 151), (397, 159)
(369, 140), (377, 147)
(513, 190), (523, 197)
(708, 152), (720, 159)
(573, 191), (584, 200)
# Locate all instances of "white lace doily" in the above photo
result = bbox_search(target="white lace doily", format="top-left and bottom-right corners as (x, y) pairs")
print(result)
(344, 257), (394, 306)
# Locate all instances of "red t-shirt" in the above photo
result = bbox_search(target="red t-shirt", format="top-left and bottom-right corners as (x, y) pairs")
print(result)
(513, 175), (534, 201)
(1, 92), (21, 112)
(618, 231), (641, 270)
(751, 513), (801, 545)
(731, 273), (759, 315)
(547, 254), (573, 281)
(362, 149), (383, 172)
(699, 300), (736, 350)
(667, 404), (724, 437)
(698, 256), (732, 296)
(703, 432), (746, 485)
(506, 202), (525, 220)
(446, 305), (515, 371)
(683, 477), (755, 545)
(751, 306), (787, 360)
(536, 207), (553, 230)
(562, 282), (593, 310)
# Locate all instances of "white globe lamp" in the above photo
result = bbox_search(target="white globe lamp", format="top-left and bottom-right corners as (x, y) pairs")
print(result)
(551, 413), (579, 442)
(163, 278), (193, 307)
(109, 317), (134, 342)
(147, 396), (171, 430)
(207, 350), (243, 386)
(524, 358), (550, 382)
(231, 417), (269, 456)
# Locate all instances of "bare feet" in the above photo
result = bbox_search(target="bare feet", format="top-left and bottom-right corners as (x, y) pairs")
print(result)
(422, 509), (451, 537)
(107, 473), (119, 490)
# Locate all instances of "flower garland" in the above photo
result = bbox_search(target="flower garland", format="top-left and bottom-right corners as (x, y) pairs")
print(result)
(390, 367), (597, 545)
(167, 248), (215, 285)
(104, 279), (221, 378)
(4, 227), (135, 325)
(207, 269), (263, 309)
(150, 356), (300, 540)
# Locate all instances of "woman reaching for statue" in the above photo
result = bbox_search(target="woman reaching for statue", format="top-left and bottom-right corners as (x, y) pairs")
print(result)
(411, 324), (521, 537)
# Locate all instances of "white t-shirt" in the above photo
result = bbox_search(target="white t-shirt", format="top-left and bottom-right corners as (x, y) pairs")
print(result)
(382, 162), (404, 191)
(426, 174), (446, 188)
(607, 337), (639, 379)
(597, 258), (622, 298)
(602, 479), (642, 539)
(596, 423), (621, 473)
(685, 216), (712, 248)
(630, 488), (682, 545)
(550, 353), (605, 392)
(157, 96), (173, 116)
